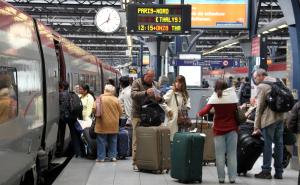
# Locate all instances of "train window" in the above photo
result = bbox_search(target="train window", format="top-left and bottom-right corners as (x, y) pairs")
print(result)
(73, 73), (79, 92)
(70, 73), (73, 91)
(93, 76), (97, 92)
(0, 67), (18, 124)
(67, 73), (70, 84)
(85, 75), (89, 85)
(79, 73), (85, 85)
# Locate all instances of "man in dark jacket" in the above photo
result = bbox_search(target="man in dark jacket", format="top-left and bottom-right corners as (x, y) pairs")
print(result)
(57, 81), (82, 157)
(287, 101), (300, 183)
(130, 69), (162, 169)
(239, 77), (251, 105)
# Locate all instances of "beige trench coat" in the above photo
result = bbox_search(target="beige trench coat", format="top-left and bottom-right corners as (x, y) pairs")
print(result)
(161, 89), (191, 141)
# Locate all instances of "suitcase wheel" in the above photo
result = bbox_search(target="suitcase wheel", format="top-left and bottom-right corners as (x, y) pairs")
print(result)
(238, 172), (247, 176)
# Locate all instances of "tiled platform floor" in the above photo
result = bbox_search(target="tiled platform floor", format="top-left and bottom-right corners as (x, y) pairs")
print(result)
(53, 156), (298, 185)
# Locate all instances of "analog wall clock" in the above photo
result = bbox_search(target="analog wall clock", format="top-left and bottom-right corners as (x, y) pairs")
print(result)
(95, 7), (121, 33)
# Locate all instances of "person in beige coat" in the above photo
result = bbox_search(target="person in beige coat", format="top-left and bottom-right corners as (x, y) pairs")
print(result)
(94, 84), (122, 162)
(161, 75), (191, 141)
(252, 68), (285, 179)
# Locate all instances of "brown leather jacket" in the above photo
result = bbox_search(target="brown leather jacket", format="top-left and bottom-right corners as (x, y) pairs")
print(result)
(287, 101), (300, 134)
(131, 78), (159, 118)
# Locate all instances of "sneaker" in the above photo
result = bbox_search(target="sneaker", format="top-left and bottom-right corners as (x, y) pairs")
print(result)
(95, 159), (104, 162)
(133, 165), (138, 170)
(254, 171), (272, 179)
(111, 158), (117, 162)
(218, 180), (225, 183)
(230, 180), (235, 183)
(274, 174), (283, 179)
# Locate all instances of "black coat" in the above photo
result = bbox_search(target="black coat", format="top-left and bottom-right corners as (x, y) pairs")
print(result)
(287, 101), (300, 134)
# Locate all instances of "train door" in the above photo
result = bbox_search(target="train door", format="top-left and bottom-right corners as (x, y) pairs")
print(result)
(53, 39), (69, 155)
(54, 40), (66, 82)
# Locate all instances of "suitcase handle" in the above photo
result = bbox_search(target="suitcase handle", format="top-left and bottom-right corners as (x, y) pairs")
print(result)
(196, 115), (204, 133)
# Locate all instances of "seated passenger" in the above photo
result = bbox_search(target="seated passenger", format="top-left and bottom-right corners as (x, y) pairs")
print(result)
(0, 74), (16, 124)
(79, 84), (95, 121)
(197, 79), (238, 183)
(94, 84), (122, 162)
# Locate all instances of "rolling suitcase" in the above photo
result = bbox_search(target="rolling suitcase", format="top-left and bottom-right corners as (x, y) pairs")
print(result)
(125, 126), (133, 156)
(195, 116), (215, 165)
(171, 132), (205, 183)
(81, 128), (97, 160)
(117, 127), (130, 159)
(136, 126), (171, 173)
(237, 124), (264, 175)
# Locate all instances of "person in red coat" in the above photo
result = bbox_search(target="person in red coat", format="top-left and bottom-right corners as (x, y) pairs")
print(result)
(197, 79), (239, 184)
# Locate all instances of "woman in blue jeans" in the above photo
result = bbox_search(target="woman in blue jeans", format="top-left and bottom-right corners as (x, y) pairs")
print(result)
(197, 79), (239, 183)
(93, 84), (122, 162)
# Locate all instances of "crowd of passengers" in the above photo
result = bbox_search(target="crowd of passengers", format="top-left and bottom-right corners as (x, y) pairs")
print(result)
(56, 68), (300, 183)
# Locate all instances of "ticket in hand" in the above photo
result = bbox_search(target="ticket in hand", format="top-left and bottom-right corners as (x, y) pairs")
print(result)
(153, 87), (161, 96)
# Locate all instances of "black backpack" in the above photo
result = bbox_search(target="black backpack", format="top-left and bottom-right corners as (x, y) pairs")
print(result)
(69, 91), (83, 119)
(140, 102), (165, 127)
(262, 79), (294, 113)
(241, 82), (251, 98)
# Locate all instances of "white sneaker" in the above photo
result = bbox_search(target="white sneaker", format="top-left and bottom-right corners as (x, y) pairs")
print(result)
(111, 158), (117, 162)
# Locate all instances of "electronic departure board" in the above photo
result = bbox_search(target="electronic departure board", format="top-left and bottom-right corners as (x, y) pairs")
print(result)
(127, 4), (191, 35)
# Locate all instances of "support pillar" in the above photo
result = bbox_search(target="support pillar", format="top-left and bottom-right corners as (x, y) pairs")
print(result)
(278, 0), (300, 99)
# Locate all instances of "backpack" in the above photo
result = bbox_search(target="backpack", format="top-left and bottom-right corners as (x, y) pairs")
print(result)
(69, 92), (83, 119)
(241, 83), (251, 98)
(262, 79), (294, 113)
(140, 102), (165, 127)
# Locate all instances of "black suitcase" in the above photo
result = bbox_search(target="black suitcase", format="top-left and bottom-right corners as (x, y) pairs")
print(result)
(237, 124), (264, 175)
(125, 126), (133, 156)
(117, 127), (130, 159)
(81, 128), (97, 159)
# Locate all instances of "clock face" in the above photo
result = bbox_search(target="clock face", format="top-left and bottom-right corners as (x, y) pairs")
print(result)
(95, 7), (121, 33)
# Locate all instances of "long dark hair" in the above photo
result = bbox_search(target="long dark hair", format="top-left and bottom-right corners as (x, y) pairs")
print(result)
(173, 75), (189, 104)
(214, 79), (228, 98)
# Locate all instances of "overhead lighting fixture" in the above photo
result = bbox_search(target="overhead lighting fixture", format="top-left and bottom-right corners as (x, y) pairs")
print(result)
(278, 24), (288, 29)
(262, 31), (269, 34)
(269, 28), (278, 32)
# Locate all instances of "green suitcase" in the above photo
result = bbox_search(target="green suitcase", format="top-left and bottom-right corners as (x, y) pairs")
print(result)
(171, 132), (205, 183)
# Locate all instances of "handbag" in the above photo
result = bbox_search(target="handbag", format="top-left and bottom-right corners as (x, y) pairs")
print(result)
(234, 105), (247, 125)
(175, 94), (192, 128)
(95, 95), (103, 117)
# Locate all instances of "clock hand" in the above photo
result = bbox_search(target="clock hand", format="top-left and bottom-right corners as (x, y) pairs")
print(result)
(98, 13), (111, 26)
(107, 13), (111, 22)
(98, 20), (107, 27)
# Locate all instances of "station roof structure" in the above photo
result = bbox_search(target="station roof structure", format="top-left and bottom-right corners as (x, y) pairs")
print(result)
(7, 0), (289, 66)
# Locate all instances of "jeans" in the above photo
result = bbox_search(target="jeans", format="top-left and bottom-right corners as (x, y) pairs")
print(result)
(57, 118), (82, 157)
(261, 121), (284, 175)
(96, 134), (118, 160)
(214, 131), (238, 181)
(68, 120), (83, 157)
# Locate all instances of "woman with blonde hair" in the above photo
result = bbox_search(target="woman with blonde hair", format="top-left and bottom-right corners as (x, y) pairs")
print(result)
(93, 84), (122, 162)
(161, 75), (191, 141)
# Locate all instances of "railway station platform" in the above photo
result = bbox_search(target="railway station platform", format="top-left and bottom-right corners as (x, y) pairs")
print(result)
(53, 156), (298, 185)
